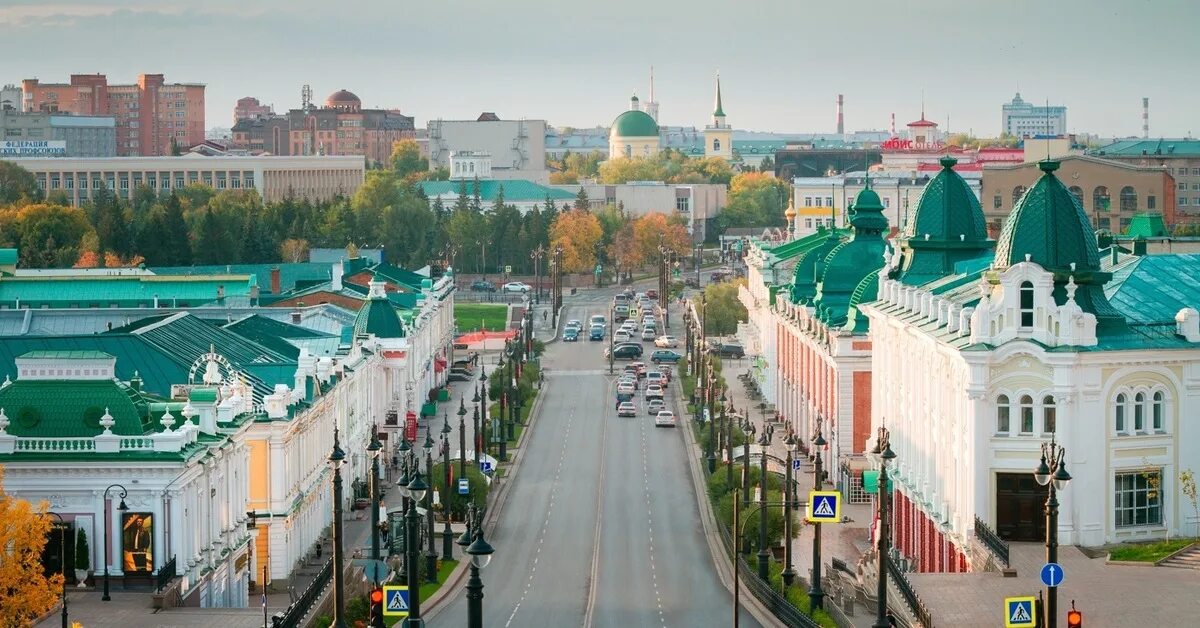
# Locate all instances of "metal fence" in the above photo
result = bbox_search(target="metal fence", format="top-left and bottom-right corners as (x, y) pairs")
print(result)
(714, 517), (822, 628)
(271, 557), (333, 628)
(155, 555), (177, 593)
(886, 559), (934, 628)
(973, 516), (1010, 567)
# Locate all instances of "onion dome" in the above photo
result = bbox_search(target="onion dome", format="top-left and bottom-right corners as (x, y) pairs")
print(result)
(353, 281), (406, 338)
(325, 89), (362, 112)
(612, 109), (659, 138)
(895, 155), (994, 285)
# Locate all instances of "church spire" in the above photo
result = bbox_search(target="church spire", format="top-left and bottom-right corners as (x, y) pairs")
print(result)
(713, 72), (725, 118)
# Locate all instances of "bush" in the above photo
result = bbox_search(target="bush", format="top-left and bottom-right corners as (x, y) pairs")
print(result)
(346, 595), (369, 623)
(427, 462), (489, 521)
(708, 464), (794, 553)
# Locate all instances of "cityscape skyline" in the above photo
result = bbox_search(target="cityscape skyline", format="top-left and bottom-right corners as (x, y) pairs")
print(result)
(2, 0), (1198, 137)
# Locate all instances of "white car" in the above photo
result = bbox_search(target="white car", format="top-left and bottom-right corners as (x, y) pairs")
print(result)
(615, 330), (633, 343)
(647, 398), (666, 415)
(645, 384), (664, 400)
(654, 410), (676, 427)
(641, 328), (657, 341)
(654, 335), (678, 348)
(503, 282), (532, 293)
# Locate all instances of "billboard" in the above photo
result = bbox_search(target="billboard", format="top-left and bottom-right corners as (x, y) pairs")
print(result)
(122, 513), (154, 573)
(0, 140), (66, 157)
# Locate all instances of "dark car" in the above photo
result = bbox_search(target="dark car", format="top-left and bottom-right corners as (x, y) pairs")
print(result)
(645, 289), (658, 300)
(563, 328), (579, 342)
(650, 349), (683, 364)
(715, 343), (746, 359)
(609, 344), (643, 360)
(589, 325), (605, 341)
(470, 279), (496, 292)
(684, 277), (701, 288)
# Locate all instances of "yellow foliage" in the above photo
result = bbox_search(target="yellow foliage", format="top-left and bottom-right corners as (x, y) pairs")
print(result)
(549, 209), (603, 273)
(0, 466), (64, 624)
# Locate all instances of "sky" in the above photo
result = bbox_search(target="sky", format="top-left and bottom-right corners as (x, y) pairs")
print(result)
(2, 0), (1197, 138)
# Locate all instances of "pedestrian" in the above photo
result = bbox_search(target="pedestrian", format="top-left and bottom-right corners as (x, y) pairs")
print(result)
(543, 310), (548, 322)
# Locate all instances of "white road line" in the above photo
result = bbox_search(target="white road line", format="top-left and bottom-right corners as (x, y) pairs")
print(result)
(640, 413), (668, 627)
(581, 375), (616, 627)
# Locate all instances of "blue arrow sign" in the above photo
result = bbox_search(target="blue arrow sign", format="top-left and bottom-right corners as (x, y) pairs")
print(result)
(1040, 562), (1064, 587)
(458, 478), (470, 495)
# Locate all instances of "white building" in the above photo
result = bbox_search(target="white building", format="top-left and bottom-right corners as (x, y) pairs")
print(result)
(427, 117), (548, 183)
(552, 181), (727, 242)
(1002, 92), (1068, 138)
(791, 170), (981, 238)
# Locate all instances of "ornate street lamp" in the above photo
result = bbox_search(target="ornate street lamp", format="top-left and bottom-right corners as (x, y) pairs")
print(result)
(756, 427), (771, 581)
(328, 428), (347, 628)
(101, 484), (128, 601)
(464, 528), (495, 628)
(441, 414), (455, 560)
(367, 425), (383, 564)
(781, 433), (798, 589)
(422, 429), (438, 583)
(46, 512), (68, 628)
(871, 427), (897, 628)
(457, 397), (468, 479)
(810, 426), (827, 610)
(1035, 436), (1071, 628)
(404, 464), (428, 626)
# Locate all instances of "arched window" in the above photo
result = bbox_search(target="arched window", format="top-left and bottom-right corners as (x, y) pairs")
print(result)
(1152, 391), (1165, 431)
(996, 395), (1011, 433)
(1019, 395), (1034, 433)
(1093, 186), (1110, 213)
(1068, 186), (1084, 209)
(1120, 186), (1138, 212)
(1134, 392), (1145, 431)
(1043, 395), (1056, 433)
(624, 144), (632, 158)
(713, 138), (721, 152)
(1019, 281), (1035, 327)
(1013, 185), (1027, 206)
(1115, 393), (1126, 432)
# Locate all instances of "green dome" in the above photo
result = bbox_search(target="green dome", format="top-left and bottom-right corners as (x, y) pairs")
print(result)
(812, 180), (889, 327)
(612, 110), (659, 138)
(849, 183), (888, 233)
(789, 234), (843, 305)
(896, 156), (993, 285)
(995, 160), (1101, 274)
(353, 296), (406, 339)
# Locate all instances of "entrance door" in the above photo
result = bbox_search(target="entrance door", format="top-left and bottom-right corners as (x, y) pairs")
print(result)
(995, 472), (1048, 542)
(41, 522), (76, 584)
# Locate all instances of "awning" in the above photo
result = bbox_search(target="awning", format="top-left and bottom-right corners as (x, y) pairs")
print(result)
(862, 470), (894, 494)
(434, 357), (448, 373)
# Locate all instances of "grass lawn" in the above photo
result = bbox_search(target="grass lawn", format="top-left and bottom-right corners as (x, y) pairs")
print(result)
(455, 303), (509, 332)
(383, 559), (460, 626)
(1109, 538), (1196, 562)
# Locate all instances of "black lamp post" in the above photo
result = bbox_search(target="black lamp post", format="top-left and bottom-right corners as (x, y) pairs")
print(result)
(742, 421), (754, 515)
(457, 397), (468, 479)
(472, 384), (482, 472)
(101, 483), (128, 601)
(46, 512), (68, 628)
(422, 429), (438, 583)
(464, 527), (495, 628)
(328, 428), (347, 628)
(810, 426), (827, 610)
(781, 433), (797, 589)
(705, 375), (717, 474)
(872, 427), (897, 628)
(722, 388), (733, 486)
(441, 414), (455, 560)
(1035, 436), (1071, 628)
(394, 446), (410, 577)
(367, 425), (383, 564)
(756, 427), (770, 581)
(402, 463), (428, 626)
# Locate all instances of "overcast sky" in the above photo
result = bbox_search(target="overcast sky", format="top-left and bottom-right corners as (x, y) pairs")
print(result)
(2, 0), (1196, 138)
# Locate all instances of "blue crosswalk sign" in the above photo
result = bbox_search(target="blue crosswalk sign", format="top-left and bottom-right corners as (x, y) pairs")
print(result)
(383, 585), (410, 618)
(1004, 596), (1036, 628)
(480, 461), (493, 473)
(807, 490), (841, 523)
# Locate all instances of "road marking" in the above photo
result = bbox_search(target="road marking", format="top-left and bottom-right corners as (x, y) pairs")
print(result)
(581, 375), (615, 628)
(640, 411), (668, 627)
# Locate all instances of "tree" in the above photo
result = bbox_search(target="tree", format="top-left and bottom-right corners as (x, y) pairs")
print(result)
(0, 466), (64, 624)
(381, 191), (435, 267)
(1182, 469), (1199, 537)
(280, 238), (310, 263)
(194, 207), (234, 264)
(0, 161), (41, 206)
(4, 203), (93, 268)
(599, 156), (668, 183)
(92, 186), (133, 258)
(574, 187), (589, 210)
(719, 172), (790, 230)
(390, 139), (428, 179)
(549, 209), (603, 273)
(161, 193), (192, 265)
(632, 213), (691, 264)
(702, 278), (748, 336)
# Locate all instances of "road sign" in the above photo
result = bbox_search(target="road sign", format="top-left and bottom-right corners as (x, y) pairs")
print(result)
(1004, 596), (1036, 628)
(458, 477), (470, 495)
(505, 265), (512, 274)
(792, 458), (803, 471)
(1040, 562), (1064, 587)
(480, 460), (494, 473)
(807, 490), (841, 523)
(383, 585), (410, 618)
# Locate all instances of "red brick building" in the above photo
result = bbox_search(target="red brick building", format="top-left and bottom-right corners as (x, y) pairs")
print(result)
(233, 96), (274, 124)
(21, 73), (205, 156)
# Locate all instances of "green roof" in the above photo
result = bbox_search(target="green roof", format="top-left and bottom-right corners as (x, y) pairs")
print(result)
(790, 231), (845, 304)
(809, 182), (890, 327)
(0, 335), (188, 397)
(1106, 254), (1200, 324)
(713, 76), (725, 118)
(0, 379), (150, 438)
(1091, 139), (1200, 158)
(419, 179), (574, 203)
(611, 109), (660, 138)
(353, 297), (406, 338)
(1124, 213), (1168, 238)
(0, 274), (255, 308)
(149, 263), (331, 295)
(0, 249), (16, 267)
(897, 156), (993, 285)
(224, 315), (336, 360)
(18, 350), (114, 360)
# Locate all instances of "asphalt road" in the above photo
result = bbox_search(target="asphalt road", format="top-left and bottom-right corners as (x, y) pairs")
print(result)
(434, 287), (759, 627)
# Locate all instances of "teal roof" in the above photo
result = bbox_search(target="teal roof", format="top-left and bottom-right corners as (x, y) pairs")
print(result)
(897, 156), (993, 286)
(611, 109), (660, 138)
(713, 76), (725, 118)
(1106, 254), (1200, 324)
(0, 275), (255, 308)
(1124, 213), (1168, 238)
(843, 269), (880, 333)
(789, 231), (845, 304)
(1091, 139), (1200, 158)
(149, 263), (331, 295)
(810, 182), (890, 328)
(419, 180), (573, 203)
(360, 263), (425, 291)
(224, 315), (336, 360)
(0, 379), (151, 438)
(0, 249), (16, 267)
(353, 297), (406, 338)
(18, 350), (113, 360)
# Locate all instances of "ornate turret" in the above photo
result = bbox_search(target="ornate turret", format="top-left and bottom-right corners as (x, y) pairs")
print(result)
(353, 281), (406, 339)
(895, 155), (994, 285)
(812, 182), (890, 328)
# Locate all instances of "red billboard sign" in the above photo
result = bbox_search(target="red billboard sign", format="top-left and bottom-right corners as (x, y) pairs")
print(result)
(405, 411), (418, 442)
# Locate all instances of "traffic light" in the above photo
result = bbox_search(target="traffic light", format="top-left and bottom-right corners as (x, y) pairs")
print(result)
(1067, 600), (1082, 628)
(369, 587), (385, 628)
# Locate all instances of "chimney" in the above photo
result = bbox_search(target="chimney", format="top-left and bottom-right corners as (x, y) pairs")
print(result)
(1142, 97), (1150, 139)
(836, 94), (844, 135)
(332, 261), (343, 291)
(270, 266), (281, 294)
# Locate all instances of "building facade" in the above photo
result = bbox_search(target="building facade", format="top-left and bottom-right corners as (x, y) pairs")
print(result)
(17, 155), (365, 205)
(791, 171), (982, 238)
(1090, 139), (1200, 225)
(233, 97), (274, 124)
(1, 110), (117, 157)
(1, 84), (20, 111)
(427, 117), (547, 183)
(551, 181), (726, 242)
(1001, 92), (1067, 138)
(21, 74), (205, 156)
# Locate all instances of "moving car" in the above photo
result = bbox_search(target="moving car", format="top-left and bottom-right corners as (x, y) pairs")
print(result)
(589, 314), (606, 327)
(629, 362), (648, 377)
(645, 289), (658, 300)
(563, 328), (579, 342)
(589, 325), (605, 341)
(503, 281), (533, 293)
(617, 381), (635, 395)
(641, 328), (657, 341)
(654, 410), (676, 427)
(615, 330), (633, 343)
(614, 304), (630, 320)
(617, 402), (637, 417)
(469, 279), (496, 292)
(655, 335), (678, 348)
(650, 349), (684, 364)
(607, 344), (643, 360)
(647, 398), (666, 415)
(645, 384), (664, 400)
(618, 376), (638, 391)
(645, 372), (665, 388)
(565, 319), (583, 331)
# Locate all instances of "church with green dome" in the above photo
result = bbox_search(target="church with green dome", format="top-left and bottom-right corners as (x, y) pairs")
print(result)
(609, 94), (661, 160)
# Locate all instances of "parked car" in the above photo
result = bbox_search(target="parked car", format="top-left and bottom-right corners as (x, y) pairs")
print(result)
(655, 335), (678, 348)
(502, 281), (532, 293)
(589, 325), (605, 341)
(563, 328), (579, 341)
(650, 349), (684, 364)
(714, 343), (746, 359)
(617, 401), (637, 417)
(654, 410), (676, 427)
(645, 384), (664, 400)
(469, 279), (497, 292)
(647, 399), (666, 415)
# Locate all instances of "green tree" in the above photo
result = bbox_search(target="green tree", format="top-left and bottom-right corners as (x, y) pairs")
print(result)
(161, 193), (192, 265)
(719, 172), (790, 230)
(0, 161), (40, 206)
(6, 203), (93, 268)
(390, 139), (428, 179)
(382, 190), (436, 267)
(92, 187), (133, 258)
(702, 278), (749, 336)
(574, 186), (589, 210)
(194, 207), (234, 264)
(351, 170), (402, 243)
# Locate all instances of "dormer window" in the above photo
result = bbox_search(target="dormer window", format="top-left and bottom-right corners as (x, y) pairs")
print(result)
(1019, 281), (1035, 327)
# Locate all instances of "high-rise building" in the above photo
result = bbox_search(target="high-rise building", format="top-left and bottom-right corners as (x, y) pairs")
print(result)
(233, 96), (274, 123)
(20, 74), (205, 156)
(1001, 92), (1067, 138)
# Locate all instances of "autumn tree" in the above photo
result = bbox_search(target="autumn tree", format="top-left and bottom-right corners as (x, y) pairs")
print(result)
(631, 212), (692, 265)
(702, 278), (749, 336)
(0, 160), (41, 206)
(719, 172), (791, 230)
(390, 139), (429, 180)
(0, 466), (64, 625)
(280, 238), (310, 263)
(549, 209), (603, 273)
(2, 203), (94, 268)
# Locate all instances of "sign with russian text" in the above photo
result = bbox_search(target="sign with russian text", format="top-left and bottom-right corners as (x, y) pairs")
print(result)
(0, 140), (66, 157)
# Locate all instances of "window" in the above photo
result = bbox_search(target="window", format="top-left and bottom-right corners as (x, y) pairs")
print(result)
(1180, 182), (1188, 191)
(993, 194), (1002, 209)
(1152, 391), (1164, 431)
(1119, 186), (1137, 212)
(1182, 198), (1191, 206)
(825, 197), (833, 207)
(1068, 186), (1084, 208)
(1115, 471), (1162, 527)
(1148, 195), (1156, 210)
(713, 138), (721, 152)
(1194, 168), (1200, 175)
(1013, 185), (1026, 205)
(1194, 183), (1200, 190)
(805, 218), (813, 228)
(883, 197), (891, 208)
(1134, 392), (1145, 431)
(675, 197), (689, 211)
(1093, 186), (1110, 212)
(1115, 393), (1126, 432)
(1019, 395), (1034, 433)
(1042, 396), (1056, 433)
(1019, 281), (1034, 327)
(996, 395), (1011, 433)
(804, 196), (813, 207)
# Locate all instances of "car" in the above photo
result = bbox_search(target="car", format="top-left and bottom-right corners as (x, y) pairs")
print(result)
(589, 314), (606, 326)
(469, 279), (496, 292)
(608, 344), (643, 360)
(647, 398), (666, 415)
(715, 343), (746, 359)
(654, 410), (676, 427)
(650, 349), (684, 364)
(618, 377), (638, 391)
(566, 319), (583, 331)
(617, 381), (635, 394)
(502, 281), (532, 293)
(645, 372), (665, 387)
(641, 328), (657, 341)
(684, 277), (701, 288)
(655, 335), (678, 348)
(589, 325), (605, 341)
(447, 372), (472, 383)
(563, 328), (579, 341)
(635, 292), (646, 301)
(646, 289), (659, 300)
(657, 366), (673, 381)
(629, 361), (648, 377)
(621, 321), (638, 333)
(617, 402), (637, 417)
(614, 305), (630, 321)
(614, 330), (633, 343)
(645, 384), (664, 400)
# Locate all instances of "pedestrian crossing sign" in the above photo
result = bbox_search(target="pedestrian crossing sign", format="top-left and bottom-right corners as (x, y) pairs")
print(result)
(383, 585), (410, 618)
(1004, 596), (1036, 628)
(807, 490), (841, 523)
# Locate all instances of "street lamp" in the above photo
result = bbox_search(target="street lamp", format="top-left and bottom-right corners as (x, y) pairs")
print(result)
(367, 425), (383, 564)
(101, 483), (128, 601)
(423, 429), (438, 583)
(46, 512), (68, 628)
(328, 428), (347, 628)
(441, 414), (455, 560)
(464, 527), (495, 628)
(404, 464), (428, 626)
(1035, 436), (1071, 628)
(871, 427), (897, 628)
(721, 387), (733, 486)
(756, 427), (770, 581)
(705, 374), (717, 473)
(457, 397), (468, 479)
(781, 433), (798, 589)
(473, 382), (482, 472)
(810, 426), (827, 610)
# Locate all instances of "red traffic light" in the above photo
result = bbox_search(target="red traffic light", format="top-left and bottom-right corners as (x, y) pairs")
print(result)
(1067, 604), (1082, 628)
(369, 588), (383, 604)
